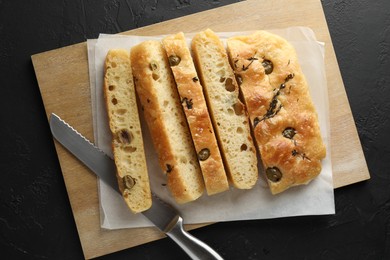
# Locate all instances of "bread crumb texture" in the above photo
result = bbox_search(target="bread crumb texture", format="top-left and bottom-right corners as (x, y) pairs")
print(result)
(131, 41), (204, 203)
(192, 29), (259, 190)
(104, 49), (152, 212)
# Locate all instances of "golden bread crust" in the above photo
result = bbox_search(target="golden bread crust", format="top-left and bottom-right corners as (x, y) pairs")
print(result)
(162, 32), (229, 195)
(130, 41), (204, 203)
(227, 31), (326, 194)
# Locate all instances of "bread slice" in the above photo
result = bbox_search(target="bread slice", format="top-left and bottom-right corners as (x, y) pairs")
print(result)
(103, 49), (152, 213)
(191, 29), (258, 189)
(226, 31), (326, 194)
(130, 40), (204, 203)
(162, 32), (229, 195)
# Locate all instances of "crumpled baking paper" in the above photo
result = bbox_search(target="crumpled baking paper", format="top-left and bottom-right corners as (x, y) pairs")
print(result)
(87, 26), (335, 229)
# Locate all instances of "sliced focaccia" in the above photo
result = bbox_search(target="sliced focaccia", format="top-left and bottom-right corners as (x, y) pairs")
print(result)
(162, 32), (229, 195)
(192, 29), (259, 189)
(227, 31), (326, 194)
(130, 40), (204, 203)
(103, 49), (152, 213)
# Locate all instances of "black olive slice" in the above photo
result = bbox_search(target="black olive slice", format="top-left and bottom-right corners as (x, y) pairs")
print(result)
(282, 127), (296, 139)
(198, 148), (210, 161)
(168, 55), (181, 66)
(266, 167), (282, 182)
(262, 59), (273, 74)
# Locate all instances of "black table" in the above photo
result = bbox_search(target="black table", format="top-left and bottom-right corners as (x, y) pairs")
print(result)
(1, 1), (389, 259)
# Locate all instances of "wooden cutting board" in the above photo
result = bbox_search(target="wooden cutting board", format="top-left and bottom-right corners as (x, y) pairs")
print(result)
(32, 0), (370, 258)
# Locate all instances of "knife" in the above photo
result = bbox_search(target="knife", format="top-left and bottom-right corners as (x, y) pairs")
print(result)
(49, 113), (224, 260)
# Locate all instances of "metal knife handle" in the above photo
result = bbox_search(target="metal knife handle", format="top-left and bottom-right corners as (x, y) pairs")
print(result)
(166, 217), (224, 260)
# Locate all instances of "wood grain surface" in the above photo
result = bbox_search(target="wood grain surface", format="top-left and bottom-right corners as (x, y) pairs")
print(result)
(31, 0), (370, 258)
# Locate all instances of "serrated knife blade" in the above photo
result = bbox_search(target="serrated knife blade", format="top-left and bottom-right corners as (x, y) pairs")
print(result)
(49, 113), (223, 260)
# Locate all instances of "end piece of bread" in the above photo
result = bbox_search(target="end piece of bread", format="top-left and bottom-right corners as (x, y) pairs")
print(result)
(103, 49), (152, 213)
(130, 40), (204, 203)
(162, 32), (229, 195)
(226, 31), (326, 194)
(191, 29), (259, 189)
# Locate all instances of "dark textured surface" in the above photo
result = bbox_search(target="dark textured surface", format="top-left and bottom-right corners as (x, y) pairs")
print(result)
(0, 0), (389, 259)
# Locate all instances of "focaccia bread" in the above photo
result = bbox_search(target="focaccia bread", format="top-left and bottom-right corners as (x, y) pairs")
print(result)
(192, 29), (259, 189)
(226, 31), (326, 194)
(162, 32), (229, 195)
(103, 49), (152, 213)
(130, 40), (204, 203)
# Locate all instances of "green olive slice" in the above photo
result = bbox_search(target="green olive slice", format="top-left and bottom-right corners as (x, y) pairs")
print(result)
(123, 175), (136, 190)
(117, 129), (132, 144)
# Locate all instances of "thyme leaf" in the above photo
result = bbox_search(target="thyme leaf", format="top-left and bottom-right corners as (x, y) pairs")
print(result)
(182, 97), (193, 109)
(253, 73), (295, 127)
(242, 56), (258, 71)
(291, 149), (311, 161)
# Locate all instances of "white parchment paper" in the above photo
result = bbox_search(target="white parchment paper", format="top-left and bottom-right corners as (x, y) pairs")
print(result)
(87, 27), (335, 229)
